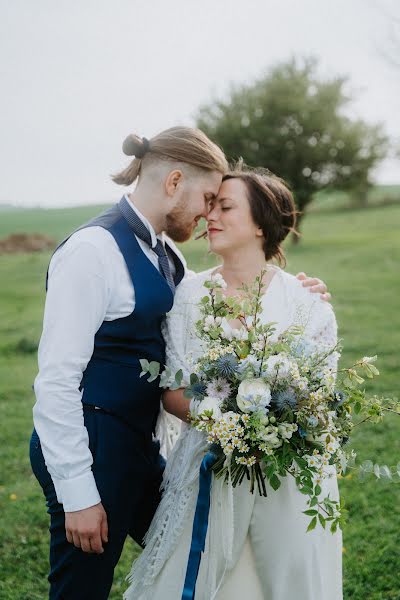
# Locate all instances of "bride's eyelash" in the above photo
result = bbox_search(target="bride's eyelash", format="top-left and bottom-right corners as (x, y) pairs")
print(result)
(221, 207), (231, 211)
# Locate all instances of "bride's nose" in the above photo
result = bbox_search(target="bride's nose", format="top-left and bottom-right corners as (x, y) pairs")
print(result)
(206, 204), (218, 222)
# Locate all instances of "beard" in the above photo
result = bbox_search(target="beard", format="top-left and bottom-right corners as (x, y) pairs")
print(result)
(165, 199), (197, 243)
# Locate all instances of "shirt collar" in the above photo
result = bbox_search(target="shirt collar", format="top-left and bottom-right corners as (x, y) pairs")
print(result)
(124, 194), (165, 249)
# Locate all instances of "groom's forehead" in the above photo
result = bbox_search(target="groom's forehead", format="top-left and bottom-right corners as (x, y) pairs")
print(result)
(202, 171), (223, 195)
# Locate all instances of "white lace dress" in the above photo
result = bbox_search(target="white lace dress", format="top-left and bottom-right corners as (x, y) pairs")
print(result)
(124, 266), (343, 600)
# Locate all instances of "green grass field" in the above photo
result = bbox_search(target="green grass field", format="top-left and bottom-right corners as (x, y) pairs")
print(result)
(0, 202), (399, 599)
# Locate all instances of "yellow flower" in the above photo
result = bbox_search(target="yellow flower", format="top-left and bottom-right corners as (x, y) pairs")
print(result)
(342, 547), (346, 554)
(9, 493), (17, 501)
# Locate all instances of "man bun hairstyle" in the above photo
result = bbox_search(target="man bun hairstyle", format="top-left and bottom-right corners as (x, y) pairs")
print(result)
(112, 126), (228, 186)
(122, 134), (150, 158)
(223, 161), (298, 266)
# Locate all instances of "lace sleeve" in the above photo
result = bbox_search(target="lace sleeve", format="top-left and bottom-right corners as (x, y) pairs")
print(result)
(307, 300), (339, 372)
(161, 279), (202, 387)
(157, 279), (203, 457)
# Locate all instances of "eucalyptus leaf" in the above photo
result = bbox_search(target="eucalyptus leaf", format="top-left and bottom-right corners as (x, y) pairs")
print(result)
(139, 358), (150, 377)
(169, 369), (184, 391)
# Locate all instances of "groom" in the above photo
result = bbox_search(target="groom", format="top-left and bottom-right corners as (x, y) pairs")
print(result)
(30, 126), (331, 599)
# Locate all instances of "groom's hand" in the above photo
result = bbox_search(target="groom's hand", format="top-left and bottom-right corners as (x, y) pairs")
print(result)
(65, 502), (108, 554)
(296, 272), (331, 302)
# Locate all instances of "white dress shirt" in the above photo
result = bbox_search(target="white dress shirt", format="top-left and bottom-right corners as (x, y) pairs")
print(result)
(33, 196), (187, 512)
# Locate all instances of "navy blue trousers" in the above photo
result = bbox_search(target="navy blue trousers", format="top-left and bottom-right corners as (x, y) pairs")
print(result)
(30, 406), (164, 599)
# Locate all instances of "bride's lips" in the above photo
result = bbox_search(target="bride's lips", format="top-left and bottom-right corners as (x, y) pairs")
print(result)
(207, 228), (223, 235)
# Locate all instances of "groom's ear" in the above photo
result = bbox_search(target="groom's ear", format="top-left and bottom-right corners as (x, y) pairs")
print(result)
(165, 169), (183, 198)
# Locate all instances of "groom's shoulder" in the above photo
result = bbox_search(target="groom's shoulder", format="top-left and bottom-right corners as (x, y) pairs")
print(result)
(51, 227), (118, 269)
(58, 227), (116, 253)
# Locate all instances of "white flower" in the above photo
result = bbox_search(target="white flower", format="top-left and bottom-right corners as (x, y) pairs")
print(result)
(260, 427), (282, 448)
(317, 367), (335, 392)
(221, 411), (239, 422)
(296, 378), (308, 392)
(305, 454), (322, 468)
(263, 354), (294, 382)
(196, 396), (222, 419)
(220, 321), (248, 341)
(220, 326), (233, 341)
(231, 327), (249, 341)
(236, 378), (272, 413)
(210, 272), (228, 289)
(307, 431), (340, 454)
(278, 422), (297, 440)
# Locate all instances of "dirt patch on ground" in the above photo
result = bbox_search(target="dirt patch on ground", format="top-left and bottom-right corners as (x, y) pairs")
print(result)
(0, 233), (56, 254)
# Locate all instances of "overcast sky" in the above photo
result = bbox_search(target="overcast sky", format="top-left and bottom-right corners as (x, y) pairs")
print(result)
(0, 0), (399, 207)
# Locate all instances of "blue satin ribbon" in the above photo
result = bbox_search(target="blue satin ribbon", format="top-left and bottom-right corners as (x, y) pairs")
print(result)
(181, 451), (217, 600)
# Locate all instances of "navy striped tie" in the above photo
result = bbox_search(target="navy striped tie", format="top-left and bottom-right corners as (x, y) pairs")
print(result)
(119, 196), (175, 293)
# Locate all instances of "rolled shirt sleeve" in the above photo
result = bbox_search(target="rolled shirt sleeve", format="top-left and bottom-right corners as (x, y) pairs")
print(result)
(33, 238), (111, 512)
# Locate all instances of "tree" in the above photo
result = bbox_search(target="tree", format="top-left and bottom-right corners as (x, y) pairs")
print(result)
(196, 58), (388, 239)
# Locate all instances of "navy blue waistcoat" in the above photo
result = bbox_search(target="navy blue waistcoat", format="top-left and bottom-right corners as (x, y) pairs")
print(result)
(48, 201), (185, 436)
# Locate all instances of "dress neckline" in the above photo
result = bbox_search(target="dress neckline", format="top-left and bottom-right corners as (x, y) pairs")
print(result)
(202, 264), (282, 297)
(200, 265), (283, 332)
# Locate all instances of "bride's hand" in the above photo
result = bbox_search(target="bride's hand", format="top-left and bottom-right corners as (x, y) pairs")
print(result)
(296, 272), (331, 302)
(65, 501), (108, 554)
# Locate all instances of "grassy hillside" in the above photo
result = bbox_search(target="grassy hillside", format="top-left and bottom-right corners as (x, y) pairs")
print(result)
(0, 204), (112, 240)
(0, 202), (399, 599)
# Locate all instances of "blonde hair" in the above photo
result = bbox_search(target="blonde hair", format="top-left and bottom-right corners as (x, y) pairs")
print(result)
(112, 126), (228, 186)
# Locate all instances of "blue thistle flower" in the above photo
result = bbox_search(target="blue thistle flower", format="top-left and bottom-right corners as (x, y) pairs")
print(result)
(298, 425), (307, 438)
(215, 354), (238, 378)
(272, 389), (297, 411)
(188, 381), (207, 400)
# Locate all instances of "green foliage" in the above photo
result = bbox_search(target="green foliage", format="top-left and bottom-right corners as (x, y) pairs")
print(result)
(196, 57), (389, 224)
(139, 359), (161, 383)
(0, 202), (399, 598)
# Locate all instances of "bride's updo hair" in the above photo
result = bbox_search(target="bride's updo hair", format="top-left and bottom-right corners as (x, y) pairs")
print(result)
(223, 161), (298, 266)
(112, 126), (228, 185)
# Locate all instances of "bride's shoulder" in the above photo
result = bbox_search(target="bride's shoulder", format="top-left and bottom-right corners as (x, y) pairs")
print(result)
(169, 268), (215, 317)
(275, 268), (314, 297)
(175, 267), (216, 297)
(273, 268), (334, 314)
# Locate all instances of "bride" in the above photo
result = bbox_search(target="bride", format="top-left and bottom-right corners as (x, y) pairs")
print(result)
(124, 166), (342, 599)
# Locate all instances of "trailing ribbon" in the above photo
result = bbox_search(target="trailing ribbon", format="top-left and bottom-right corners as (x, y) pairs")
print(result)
(181, 451), (217, 600)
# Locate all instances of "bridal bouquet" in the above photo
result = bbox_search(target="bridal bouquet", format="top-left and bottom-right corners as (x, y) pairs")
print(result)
(141, 272), (399, 532)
